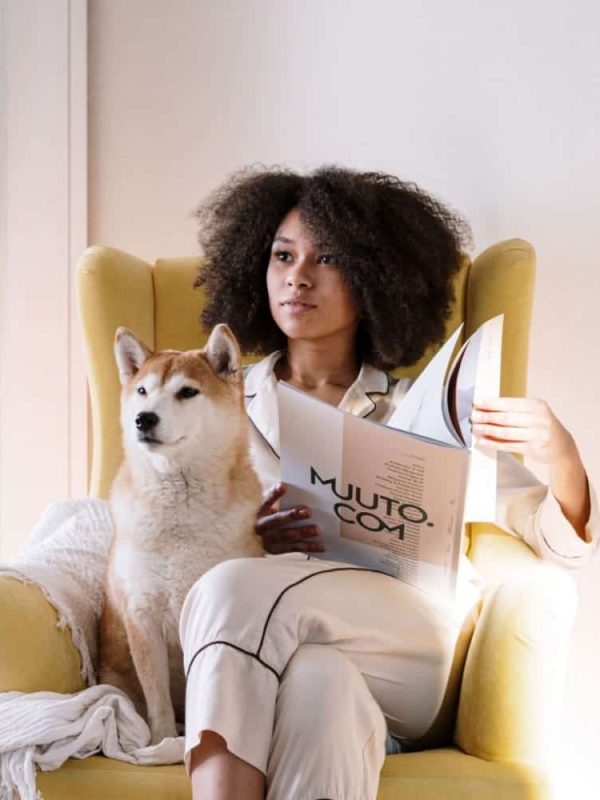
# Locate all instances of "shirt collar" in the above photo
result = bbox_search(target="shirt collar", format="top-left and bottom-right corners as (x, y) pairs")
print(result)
(243, 351), (390, 456)
(243, 350), (284, 399)
(338, 361), (390, 417)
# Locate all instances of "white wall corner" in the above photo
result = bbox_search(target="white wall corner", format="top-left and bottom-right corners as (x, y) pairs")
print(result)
(0, 0), (88, 559)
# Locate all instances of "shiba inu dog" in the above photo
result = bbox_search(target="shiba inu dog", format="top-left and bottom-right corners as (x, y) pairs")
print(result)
(98, 323), (263, 744)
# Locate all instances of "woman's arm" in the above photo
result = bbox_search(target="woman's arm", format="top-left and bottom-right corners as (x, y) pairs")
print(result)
(548, 448), (591, 542)
(472, 397), (593, 543)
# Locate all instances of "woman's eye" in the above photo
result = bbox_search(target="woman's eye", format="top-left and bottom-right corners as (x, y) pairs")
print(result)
(176, 386), (200, 400)
(318, 254), (337, 265)
(137, 386), (146, 396)
(273, 250), (292, 262)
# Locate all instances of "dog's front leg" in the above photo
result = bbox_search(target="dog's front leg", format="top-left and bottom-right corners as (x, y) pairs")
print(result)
(123, 611), (177, 744)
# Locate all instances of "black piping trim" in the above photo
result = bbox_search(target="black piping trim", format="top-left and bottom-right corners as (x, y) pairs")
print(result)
(541, 530), (585, 560)
(255, 566), (389, 659)
(247, 414), (280, 460)
(185, 640), (280, 682)
(185, 565), (390, 684)
(242, 362), (257, 398)
(362, 373), (391, 419)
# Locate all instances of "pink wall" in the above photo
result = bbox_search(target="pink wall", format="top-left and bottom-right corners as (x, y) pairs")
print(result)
(0, 0), (87, 560)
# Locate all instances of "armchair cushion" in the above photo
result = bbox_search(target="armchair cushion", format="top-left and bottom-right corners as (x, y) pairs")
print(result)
(0, 576), (83, 695)
(378, 748), (551, 800)
(455, 560), (577, 764)
(33, 747), (551, 800)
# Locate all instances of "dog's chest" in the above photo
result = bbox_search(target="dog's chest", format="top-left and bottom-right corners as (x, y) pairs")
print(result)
(109, 488), (259, 620)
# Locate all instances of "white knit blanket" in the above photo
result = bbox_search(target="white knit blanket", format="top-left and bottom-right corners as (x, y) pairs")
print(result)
(0, 499), (185, 800)
(0, 686), (184, 799)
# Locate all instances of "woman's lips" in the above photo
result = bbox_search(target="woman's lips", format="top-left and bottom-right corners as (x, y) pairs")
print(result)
(281, 301), (317, 315)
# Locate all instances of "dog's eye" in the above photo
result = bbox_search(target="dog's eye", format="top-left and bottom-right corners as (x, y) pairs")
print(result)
(177, 386), (200, 400)
(137, 387), (147, 396)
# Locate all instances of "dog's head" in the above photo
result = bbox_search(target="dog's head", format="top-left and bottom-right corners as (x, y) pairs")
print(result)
(114, 323), (245, 469)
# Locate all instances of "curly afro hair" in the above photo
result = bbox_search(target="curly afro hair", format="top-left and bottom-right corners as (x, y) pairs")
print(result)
(194, 165), (471, 371)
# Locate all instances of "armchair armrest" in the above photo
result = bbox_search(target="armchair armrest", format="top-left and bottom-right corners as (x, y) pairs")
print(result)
(455, 550), (577, 764)
(0, 576), (85, 694)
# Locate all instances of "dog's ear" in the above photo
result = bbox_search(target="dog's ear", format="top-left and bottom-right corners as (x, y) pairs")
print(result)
(205, 324), (241, 380)
(114, 327), (152, 385)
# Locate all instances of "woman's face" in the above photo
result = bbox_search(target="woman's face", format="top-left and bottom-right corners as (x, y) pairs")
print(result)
(266, 208), (359, 345)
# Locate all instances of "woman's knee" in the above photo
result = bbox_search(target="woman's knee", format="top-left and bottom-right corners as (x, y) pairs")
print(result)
(277, 644), (386, 735)
(188, 557), (256, 599)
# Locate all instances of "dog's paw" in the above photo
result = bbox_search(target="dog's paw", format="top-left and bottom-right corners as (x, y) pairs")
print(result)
(150, 723), (178, 745)
(150, 712), (178, 744)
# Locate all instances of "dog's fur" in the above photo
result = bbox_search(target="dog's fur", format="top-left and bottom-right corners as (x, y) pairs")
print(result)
(98, 323), (263, 744)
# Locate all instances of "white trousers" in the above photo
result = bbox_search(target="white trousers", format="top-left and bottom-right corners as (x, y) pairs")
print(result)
(179, 553), (481, 800)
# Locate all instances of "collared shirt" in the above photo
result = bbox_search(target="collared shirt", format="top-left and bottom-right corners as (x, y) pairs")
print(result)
(244, 351), (599, 572)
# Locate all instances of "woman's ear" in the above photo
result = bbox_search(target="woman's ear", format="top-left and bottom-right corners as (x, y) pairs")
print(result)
(204, 323), (241, 379)
(114, 327), (152, 385)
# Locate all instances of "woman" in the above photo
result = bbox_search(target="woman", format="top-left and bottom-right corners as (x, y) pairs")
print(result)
(180, 166), (597, 800)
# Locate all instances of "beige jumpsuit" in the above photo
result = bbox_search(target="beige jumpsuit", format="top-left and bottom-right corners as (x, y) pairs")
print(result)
(180, 352), (598, 800)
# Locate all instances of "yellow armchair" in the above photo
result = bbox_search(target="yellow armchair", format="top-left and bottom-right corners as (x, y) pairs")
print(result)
(0, 241), (576, 799)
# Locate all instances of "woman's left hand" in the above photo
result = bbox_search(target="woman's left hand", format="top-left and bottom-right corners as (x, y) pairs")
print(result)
(471, 396), (576, 464)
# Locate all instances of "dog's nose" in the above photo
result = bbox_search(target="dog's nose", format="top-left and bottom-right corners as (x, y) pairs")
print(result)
(136, 411), (159, 432)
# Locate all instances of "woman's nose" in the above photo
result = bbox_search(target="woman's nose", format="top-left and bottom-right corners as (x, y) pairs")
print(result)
(286, 260), (313, 288)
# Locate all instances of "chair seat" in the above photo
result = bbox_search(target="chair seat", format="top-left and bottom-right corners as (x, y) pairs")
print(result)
(36, 756), (191, 800)
(36, 748), (550, 800)
(378, 748), (550, 799)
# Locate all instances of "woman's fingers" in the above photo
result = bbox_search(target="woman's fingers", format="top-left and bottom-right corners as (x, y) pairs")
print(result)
(256, 505), (312, 532)
(257, 482), (287, 516)
(472, 397), (575, 464)
(472, 410), (535, 427)
(267, 539), (326, 555)
(263, 524), (321, 542)
(476, 439), (530, 454)
(261, 525), (326, 554)
(472, 423), (538, 442)
(474, 397), (544, 413)
(473, 398), (553, 432)
(255, 483), (324, 554)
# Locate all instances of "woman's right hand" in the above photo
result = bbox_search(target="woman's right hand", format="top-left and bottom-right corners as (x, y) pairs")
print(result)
(255, 482), (326, 555)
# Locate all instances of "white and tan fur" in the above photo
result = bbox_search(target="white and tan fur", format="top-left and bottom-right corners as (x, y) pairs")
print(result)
(98, 323), (263, 744)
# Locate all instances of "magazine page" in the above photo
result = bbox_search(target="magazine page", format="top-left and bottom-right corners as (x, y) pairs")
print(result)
(448, 315), (503, 522)
(385, 325), (464, 445)
(278, 382), (469, 600)
(386, 314), (503, 522)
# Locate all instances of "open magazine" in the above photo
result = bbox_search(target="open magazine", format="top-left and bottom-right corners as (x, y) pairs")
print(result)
(278, 315), (503, 599)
